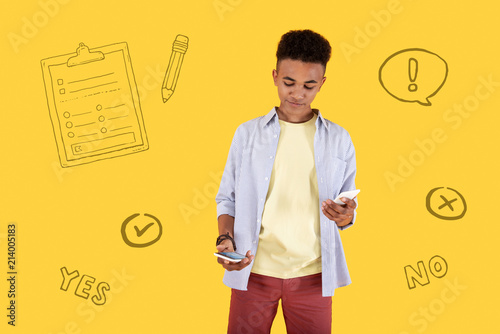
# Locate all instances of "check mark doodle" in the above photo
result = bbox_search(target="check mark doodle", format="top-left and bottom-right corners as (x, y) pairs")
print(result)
(134, 222), (154, 237)
(121, 213), (163, 248)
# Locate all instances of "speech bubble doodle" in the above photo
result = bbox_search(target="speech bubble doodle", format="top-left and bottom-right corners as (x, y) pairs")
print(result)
(379, 48), (448, 106)
(121, 213), (163, 247)
(426, 187), (467, 220)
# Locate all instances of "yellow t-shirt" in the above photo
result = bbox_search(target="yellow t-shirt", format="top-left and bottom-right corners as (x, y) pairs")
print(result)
(251, 113), (321, 278)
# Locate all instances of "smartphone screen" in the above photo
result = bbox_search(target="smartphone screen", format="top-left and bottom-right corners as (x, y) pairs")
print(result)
(218, 252), (246, 260)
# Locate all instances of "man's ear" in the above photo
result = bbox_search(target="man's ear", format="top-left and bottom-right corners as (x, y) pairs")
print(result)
(317, 76), (327, 91)
(272, 69), (278, 86)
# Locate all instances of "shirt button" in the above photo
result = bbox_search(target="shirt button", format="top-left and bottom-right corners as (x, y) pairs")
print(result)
(265, 177), (269, 181)
(274, 134), (277, 138)
(253, 240), (257, 244)
(257, 219), (260, 223)
(269, 156), (273, 159)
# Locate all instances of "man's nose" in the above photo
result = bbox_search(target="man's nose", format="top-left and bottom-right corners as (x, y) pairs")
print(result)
(290, 86), (305, 99)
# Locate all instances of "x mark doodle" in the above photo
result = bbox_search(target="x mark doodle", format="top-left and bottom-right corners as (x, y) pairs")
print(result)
(438, 195), (457, 211)
(425, 187), (467, 220)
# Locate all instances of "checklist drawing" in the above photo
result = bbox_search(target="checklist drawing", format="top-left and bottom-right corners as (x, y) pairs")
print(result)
(41, 42), (148, 167)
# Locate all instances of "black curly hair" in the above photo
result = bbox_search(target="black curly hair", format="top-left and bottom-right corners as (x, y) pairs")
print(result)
(276, 29), (331, 72)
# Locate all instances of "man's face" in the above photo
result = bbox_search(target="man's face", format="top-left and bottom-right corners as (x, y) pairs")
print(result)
(273, 59), (326, 117)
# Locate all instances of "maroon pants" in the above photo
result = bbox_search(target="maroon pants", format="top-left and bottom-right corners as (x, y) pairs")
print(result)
(227, 273), (332, 334)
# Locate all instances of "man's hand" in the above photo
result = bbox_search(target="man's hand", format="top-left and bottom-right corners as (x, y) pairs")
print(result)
(216, 239), (254, 271)
(321, 197), (357, 227)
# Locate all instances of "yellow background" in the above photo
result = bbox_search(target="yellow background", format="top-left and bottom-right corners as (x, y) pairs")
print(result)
(1, 0), (499, 333)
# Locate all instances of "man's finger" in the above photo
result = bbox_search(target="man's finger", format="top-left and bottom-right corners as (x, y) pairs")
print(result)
(341, 197), (357, 209)
(223, 257), (249, 271)
(321, 205), (336, 220)
(217, 250), (254, 271)
(326, 199), (354, 215)
(322, 203), (354, 222)
(216, 244), (229, 252)
(322, 201), (344, 216)
(216, 239), (234, 252)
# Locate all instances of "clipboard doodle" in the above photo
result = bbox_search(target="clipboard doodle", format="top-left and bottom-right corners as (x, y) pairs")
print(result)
(41, 42), (148, 167)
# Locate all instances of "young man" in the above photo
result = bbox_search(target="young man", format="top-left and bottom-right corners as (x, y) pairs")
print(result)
(215, 30), (358, 333)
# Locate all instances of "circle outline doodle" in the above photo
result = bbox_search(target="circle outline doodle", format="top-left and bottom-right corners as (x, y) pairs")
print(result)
(425, 187), (467, 220)
(121, 213), (163, 247)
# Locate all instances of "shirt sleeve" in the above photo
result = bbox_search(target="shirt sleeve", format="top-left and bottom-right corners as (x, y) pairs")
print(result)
(337, 133), (358, 231)
(215, 126), (243, 219)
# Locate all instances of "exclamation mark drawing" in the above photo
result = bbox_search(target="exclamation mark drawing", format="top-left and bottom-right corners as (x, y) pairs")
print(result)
(408, 57), (418, 92)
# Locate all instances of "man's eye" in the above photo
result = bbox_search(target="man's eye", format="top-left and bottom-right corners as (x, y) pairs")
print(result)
(284, 82), (293, 87)
(304, 86), (314, 90)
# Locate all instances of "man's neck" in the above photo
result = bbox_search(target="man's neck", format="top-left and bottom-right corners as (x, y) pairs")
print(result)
(276, 106), (315, 123)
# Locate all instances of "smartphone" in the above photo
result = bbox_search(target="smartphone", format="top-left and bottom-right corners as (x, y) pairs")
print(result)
(214, 252), (247, 263)
(333, 189), (360, 205)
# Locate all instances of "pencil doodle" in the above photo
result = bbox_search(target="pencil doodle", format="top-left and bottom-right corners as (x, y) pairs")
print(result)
(41, 42), (149, 167)
(162, 34), (189, 103)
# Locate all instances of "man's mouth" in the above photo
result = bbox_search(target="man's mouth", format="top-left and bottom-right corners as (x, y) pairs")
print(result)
(287, 100), (303, 107)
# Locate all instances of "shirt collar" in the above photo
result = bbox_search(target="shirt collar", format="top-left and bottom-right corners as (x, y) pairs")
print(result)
(262, 107), (278, 126)
(262, 107), (330, 131)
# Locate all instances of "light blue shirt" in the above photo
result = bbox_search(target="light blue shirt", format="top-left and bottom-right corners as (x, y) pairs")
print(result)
(216, 107), (357, 297)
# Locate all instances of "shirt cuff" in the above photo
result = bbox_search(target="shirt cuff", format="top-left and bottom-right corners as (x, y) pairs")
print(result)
(217, 202), (235, 219)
